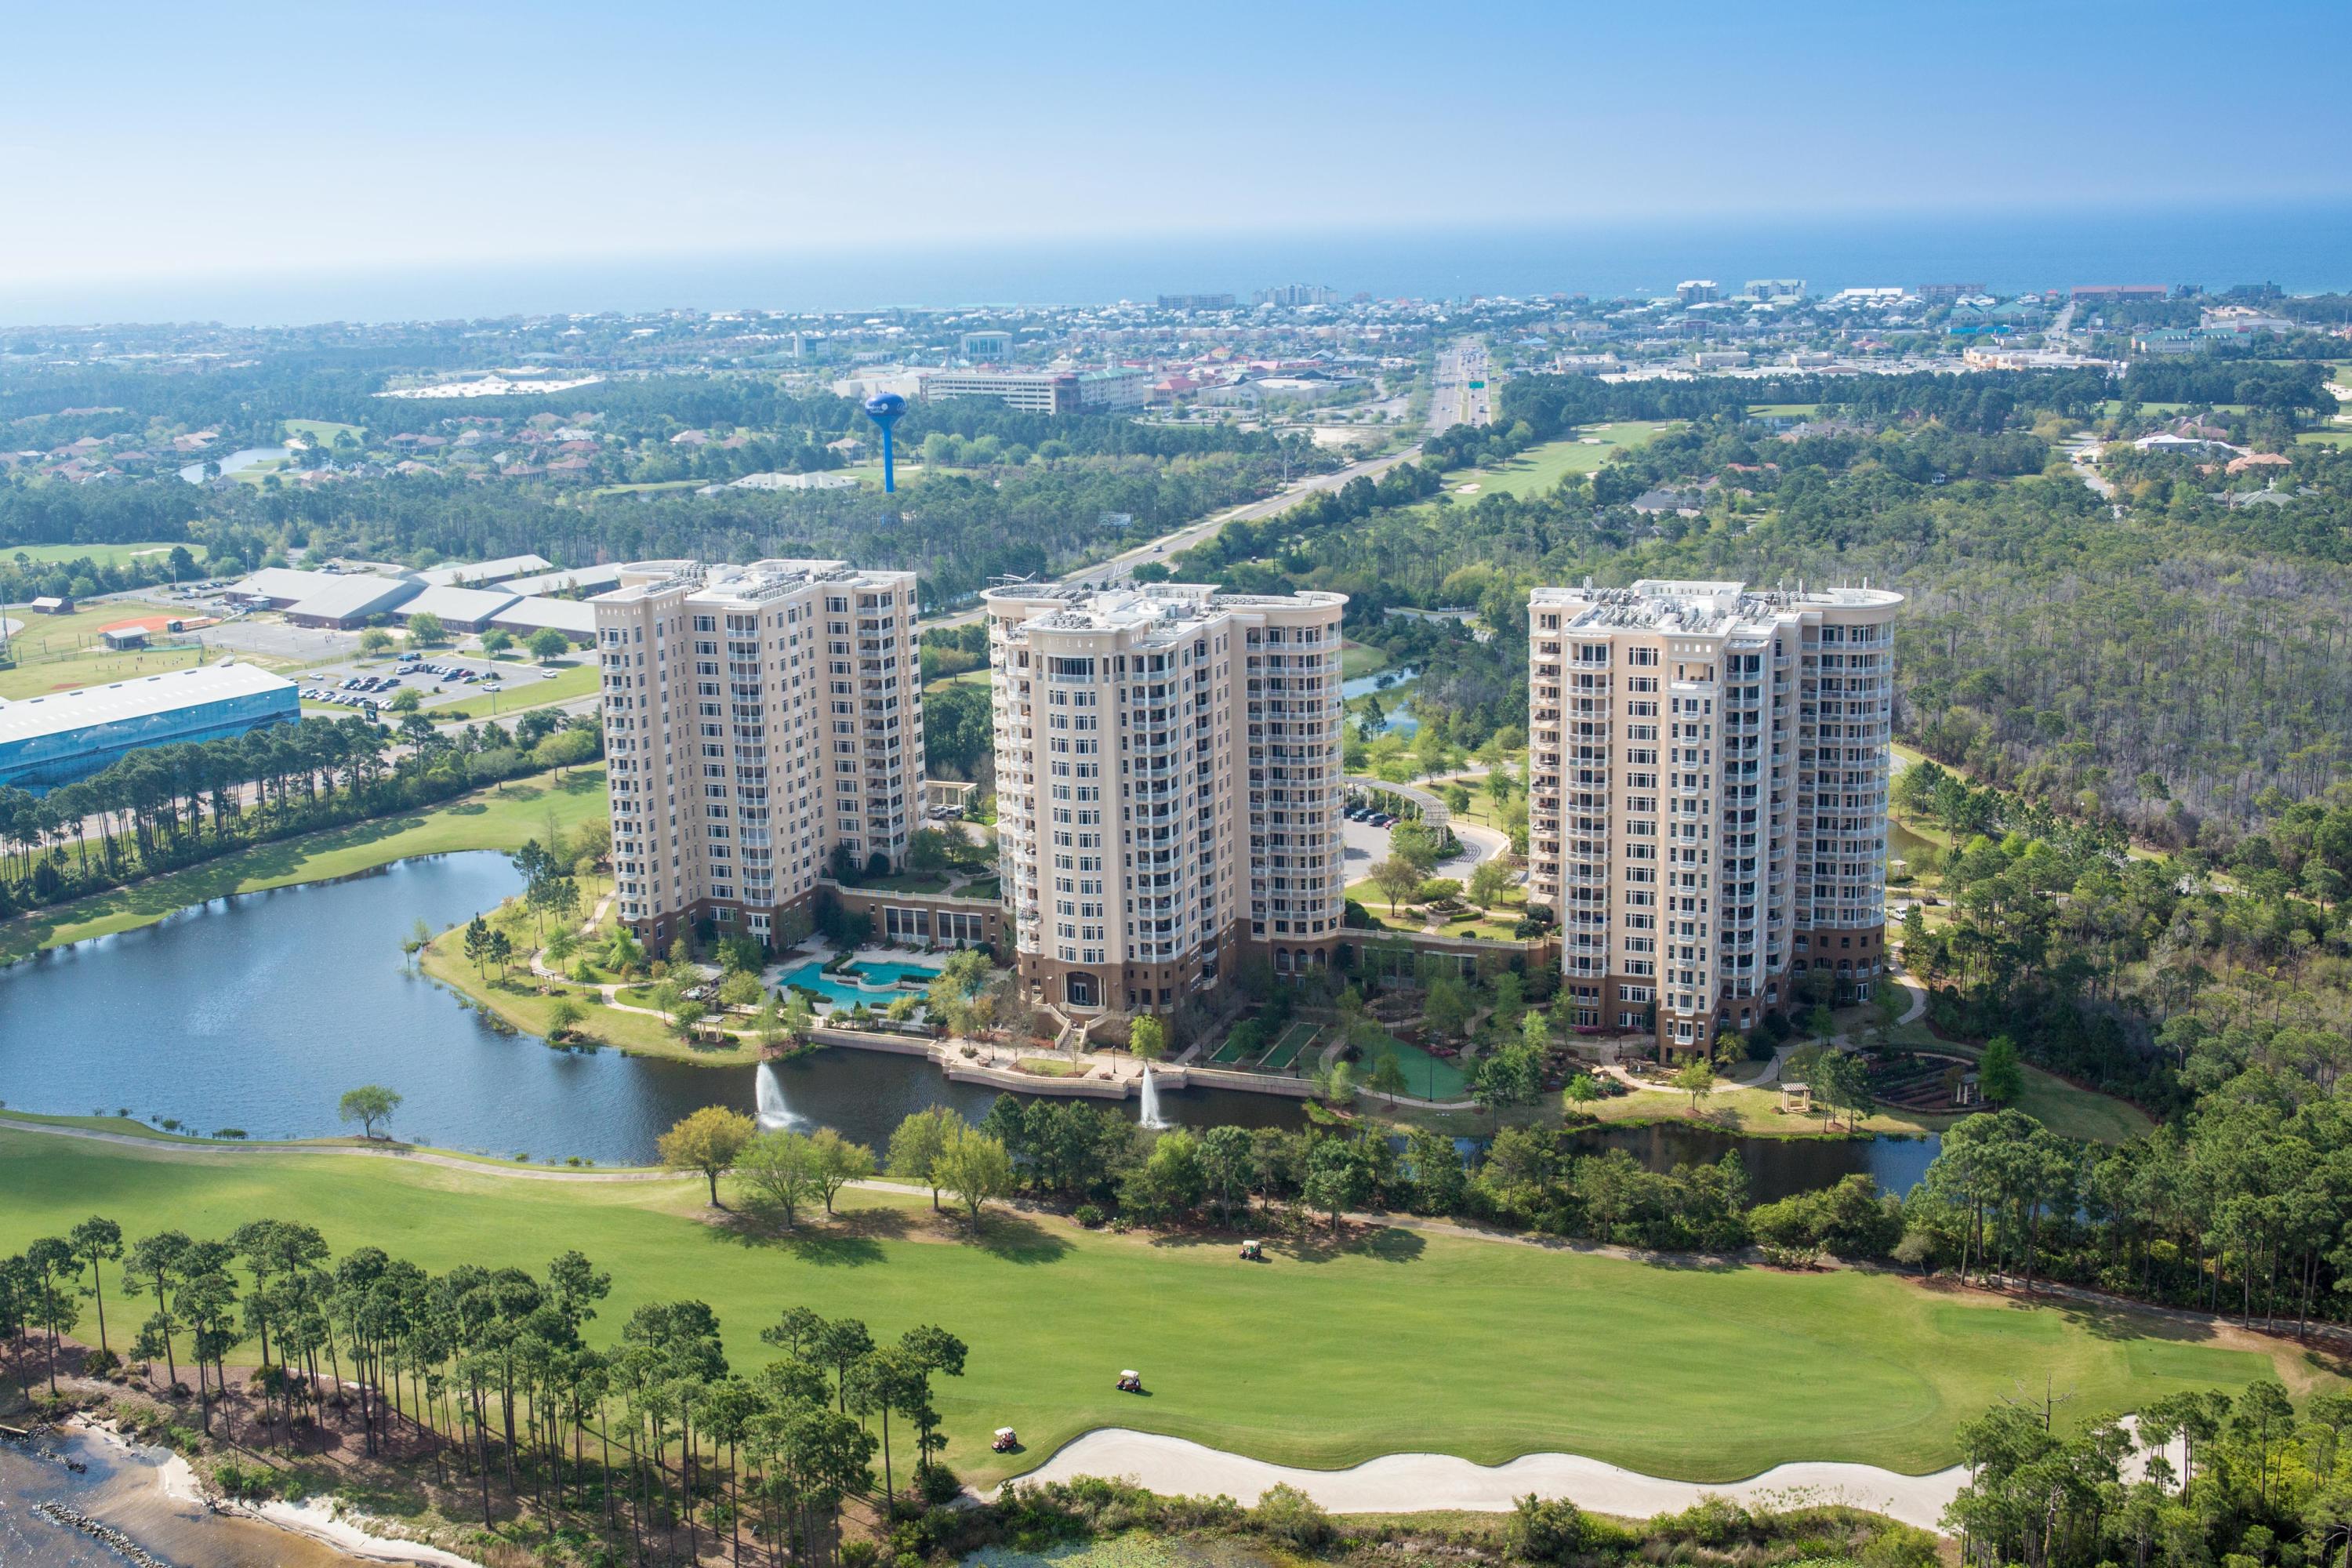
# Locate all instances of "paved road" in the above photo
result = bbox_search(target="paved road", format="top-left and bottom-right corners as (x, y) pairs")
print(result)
(924, 443), (1423, 629)
(1429, 337), (1494, 432)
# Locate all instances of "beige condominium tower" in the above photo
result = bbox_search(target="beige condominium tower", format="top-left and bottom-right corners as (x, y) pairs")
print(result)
(1526, 579), (1901, 1057)
(983, 581), (1348, 1014)
(596, 559), (921, 948)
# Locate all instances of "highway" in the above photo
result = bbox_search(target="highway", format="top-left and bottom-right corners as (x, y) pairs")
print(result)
(922, 442), (1424, 628)
(1428, 337), (1494, 431)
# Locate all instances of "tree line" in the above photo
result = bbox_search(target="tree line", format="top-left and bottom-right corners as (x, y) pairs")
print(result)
(0, 1217), (967, 1566)
(0, 710), (602, 917)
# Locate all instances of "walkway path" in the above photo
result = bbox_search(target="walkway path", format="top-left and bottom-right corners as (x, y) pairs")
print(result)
(1011, 1429), (1965, 1530)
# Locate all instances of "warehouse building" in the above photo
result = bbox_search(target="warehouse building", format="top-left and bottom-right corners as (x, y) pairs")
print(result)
(282, 575), (424, 629)
(0, 664), (300, 793)
(415, 554), (553, 589)
(489, 595), (597, 645)
(397, 584), (520, 634)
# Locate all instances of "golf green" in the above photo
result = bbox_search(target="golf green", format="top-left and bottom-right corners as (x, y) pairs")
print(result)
(0, 1128), (2307, 1487)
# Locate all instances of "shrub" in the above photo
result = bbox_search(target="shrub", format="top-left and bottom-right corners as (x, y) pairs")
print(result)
(1506, 1493), (1595, 1563)
(1073, 1203), (1105, 1229)
(82, 1348), (122, 1378)
(1248, 1483), (1334, 1549)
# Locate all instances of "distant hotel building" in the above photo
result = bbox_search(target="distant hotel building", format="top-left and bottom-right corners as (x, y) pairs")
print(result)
(959, 330), (1011, 362)
(1525, 580), (1901, 1057)
(918, 367), (1149, 416)
(982, 582), (1348, 1014)
(596, 560), (920, 947)
(1156, 293), (1236, 311)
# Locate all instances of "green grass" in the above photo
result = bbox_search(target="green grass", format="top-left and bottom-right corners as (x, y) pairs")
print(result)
(2297, 430), (2352, 448)
(283, 418), (365, 444)
(0, 767), (610, 964)
(426, 657), (601, 717)
(1747, 404), (1820, 419)
(1339, 640), (1390, 681)
(0, 1125), (2315, 1486)
(588, 479), (706, 496)
(1443, 423), (1678, 501)
(421, 940), (733, 1066)
(0, 640), (215, 699)
(1, 541), (185, 568)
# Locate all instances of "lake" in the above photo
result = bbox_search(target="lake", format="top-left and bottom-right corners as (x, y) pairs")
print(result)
(0, 853), (1298, 1166)
(175, 445), (289, 483)
(1341, 665), (1419, 735)
(0, 852), (1936, 1191)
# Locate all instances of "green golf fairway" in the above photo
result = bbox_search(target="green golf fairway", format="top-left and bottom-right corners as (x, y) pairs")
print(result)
(0, 1127), (2301, 1487)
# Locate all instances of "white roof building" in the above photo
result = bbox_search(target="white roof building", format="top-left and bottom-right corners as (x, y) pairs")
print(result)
(415, 554), (553, 589)
(398, 585), (521, 630)
(282, 575), (425, 626)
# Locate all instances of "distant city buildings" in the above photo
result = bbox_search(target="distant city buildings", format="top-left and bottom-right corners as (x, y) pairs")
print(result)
(1156, 293), (1236, 311)
(1253, 284), (1337, 308)
(1675, 280), (1720, 304)
(982, 580), (1348, 1015)
(1525, 579), (1900, 1058)
(595, 559), (922, 946)
(959, 330), (1011, 362)
(1743, 279), (1807, 303)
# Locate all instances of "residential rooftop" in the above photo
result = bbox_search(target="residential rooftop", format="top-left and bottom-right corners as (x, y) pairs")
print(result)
(984, 581), (1346, 646)
(1531, 578), (1904, 637)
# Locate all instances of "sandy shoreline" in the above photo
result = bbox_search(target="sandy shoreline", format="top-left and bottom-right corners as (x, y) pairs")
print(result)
(72, 1416), (479, 1567)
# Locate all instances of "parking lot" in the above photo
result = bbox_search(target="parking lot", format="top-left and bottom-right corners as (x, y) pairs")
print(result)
(296, 652), (564, 717)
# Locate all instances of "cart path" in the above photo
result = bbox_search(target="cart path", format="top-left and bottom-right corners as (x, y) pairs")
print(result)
(1007, 1428), (1969, 1530)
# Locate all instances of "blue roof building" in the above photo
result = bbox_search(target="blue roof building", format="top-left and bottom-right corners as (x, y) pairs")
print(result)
(0, 664), (301, 793)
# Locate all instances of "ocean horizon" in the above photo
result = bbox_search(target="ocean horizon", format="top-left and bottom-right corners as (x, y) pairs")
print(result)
(7, 201), (2351, 328)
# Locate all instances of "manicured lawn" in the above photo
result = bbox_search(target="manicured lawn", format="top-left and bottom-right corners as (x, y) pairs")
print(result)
(428, 657), (601, 718)
(283, 418), (365, 443)
(423, 942), (740, 1065)
(0, 767), (611, 964)
(0, 598), (183, 660)
(0, 1127), (2310, 1486)
(1444, 422), (1678, 501)
(1747, 403), (1820, 419)
(0, 639), (215, 699)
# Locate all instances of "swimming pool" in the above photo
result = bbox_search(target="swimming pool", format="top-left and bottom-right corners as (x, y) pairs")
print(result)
(777, 957), (943, 1007)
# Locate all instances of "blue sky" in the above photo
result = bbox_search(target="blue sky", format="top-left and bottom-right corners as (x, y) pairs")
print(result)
(5, 0), (2347, 293)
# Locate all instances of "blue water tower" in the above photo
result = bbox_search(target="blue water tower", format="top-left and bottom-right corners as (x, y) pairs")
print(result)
(862, 392), (907, 493)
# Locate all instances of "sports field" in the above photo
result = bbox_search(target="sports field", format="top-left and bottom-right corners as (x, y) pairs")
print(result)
(0, 1125), (2312, 1488)
(1262, 1021), (1321, 1069)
